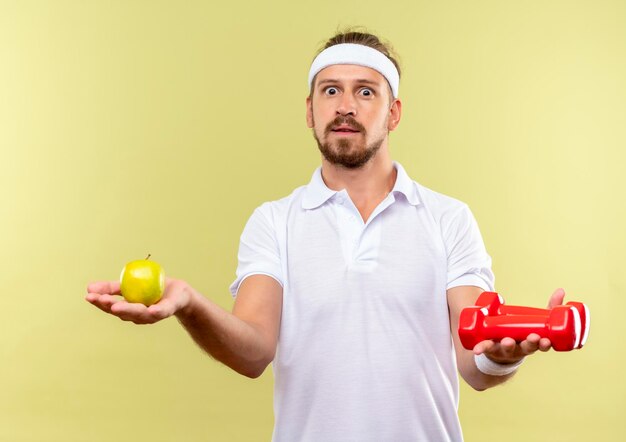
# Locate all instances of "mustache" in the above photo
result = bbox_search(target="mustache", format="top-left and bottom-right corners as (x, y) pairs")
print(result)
(324, 116), (366, 135)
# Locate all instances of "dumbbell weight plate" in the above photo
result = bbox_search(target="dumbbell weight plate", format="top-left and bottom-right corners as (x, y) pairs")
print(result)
(566, 302), (589, 348)
(548, 305), (581, 351)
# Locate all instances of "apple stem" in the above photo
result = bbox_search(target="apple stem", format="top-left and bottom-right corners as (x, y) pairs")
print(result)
(146, 254), (151, 260)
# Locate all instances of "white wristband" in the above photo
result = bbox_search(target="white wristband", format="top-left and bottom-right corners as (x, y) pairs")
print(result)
(474, 353), (525, 376)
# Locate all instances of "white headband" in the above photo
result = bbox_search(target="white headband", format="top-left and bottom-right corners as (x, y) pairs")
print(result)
(308, 43), (400, 98)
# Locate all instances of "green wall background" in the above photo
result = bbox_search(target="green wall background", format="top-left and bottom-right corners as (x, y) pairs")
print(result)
(1, 1), (624, 440)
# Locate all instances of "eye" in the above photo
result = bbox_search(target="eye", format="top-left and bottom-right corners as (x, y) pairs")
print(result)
(359, 88), (373, 97)
(324, 87), (339, 96)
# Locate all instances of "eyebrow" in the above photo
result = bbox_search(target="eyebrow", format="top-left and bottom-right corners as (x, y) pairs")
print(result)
(317, 79), (380, 87)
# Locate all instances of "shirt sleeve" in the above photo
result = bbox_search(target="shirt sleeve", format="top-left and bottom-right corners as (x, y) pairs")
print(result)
(443, 204), (495, 292)
(229, 203), (284, 298)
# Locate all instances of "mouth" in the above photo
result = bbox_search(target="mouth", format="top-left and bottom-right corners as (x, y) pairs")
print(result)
(331, 125), (361, 135)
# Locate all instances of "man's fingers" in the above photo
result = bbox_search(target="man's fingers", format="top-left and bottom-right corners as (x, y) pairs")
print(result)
(86, 295), (112, 314)
(498, 337), (517, 357)
(538, 337), (552, 351)
(87, 281), (121, 295)
(100, 294), (124, 308)
(520, 334), (541, 354)
(473, 340), (495, 355)
(111, 300), (174, 324)
(86, 292), (173, 323)
(547, 287), (566, 309)
(111, 301), (147, 317)
(86, 293), (124, 313)
(113, 303), (154, 324)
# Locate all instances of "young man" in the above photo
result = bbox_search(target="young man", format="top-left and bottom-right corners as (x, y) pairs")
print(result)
(86, 31), (565, 441)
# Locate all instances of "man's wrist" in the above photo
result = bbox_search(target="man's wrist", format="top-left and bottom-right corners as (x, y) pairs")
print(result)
(474, 353), (525, 376)
(174, 283), (198, 321)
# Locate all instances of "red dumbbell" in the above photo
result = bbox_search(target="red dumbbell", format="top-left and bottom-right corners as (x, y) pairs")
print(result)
(475, 292), (590, 349)
(458, 304), (582, 351)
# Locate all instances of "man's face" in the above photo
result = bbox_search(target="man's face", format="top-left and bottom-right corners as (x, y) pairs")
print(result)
(306, 64), (401, 169)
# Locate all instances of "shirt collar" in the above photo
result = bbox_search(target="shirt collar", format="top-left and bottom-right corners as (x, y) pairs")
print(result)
(301, 167), (337, 209)
(301, 161), (420, 210)
(390, 161), (421, 206)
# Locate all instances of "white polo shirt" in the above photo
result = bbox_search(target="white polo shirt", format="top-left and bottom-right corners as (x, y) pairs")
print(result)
(230, 161), (495, 442)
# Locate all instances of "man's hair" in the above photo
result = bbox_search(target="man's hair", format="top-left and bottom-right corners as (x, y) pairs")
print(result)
(309, 27), (402, 99)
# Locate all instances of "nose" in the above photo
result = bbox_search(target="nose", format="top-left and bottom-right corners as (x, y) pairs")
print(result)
(336, 93), (357, 116)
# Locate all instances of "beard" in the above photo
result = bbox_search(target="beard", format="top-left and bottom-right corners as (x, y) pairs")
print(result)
(312, 115), (386, 169)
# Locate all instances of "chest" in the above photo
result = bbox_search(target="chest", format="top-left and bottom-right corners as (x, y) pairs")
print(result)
(282, 202), (448, 315)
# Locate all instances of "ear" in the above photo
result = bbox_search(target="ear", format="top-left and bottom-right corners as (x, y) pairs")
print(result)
(387, 98), (402, 131)
(306, 96), (314, 128)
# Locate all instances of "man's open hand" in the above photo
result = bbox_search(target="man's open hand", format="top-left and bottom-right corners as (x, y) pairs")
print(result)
(85, 277), (192, 324)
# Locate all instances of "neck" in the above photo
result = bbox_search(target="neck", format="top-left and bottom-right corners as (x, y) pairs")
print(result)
(320, 146), (397, 221)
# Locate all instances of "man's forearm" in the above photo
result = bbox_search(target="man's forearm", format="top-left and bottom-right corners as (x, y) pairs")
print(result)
(174, 286), (273, 378)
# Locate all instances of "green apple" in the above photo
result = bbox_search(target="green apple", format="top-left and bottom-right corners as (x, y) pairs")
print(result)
(119, 254), (165, 306)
